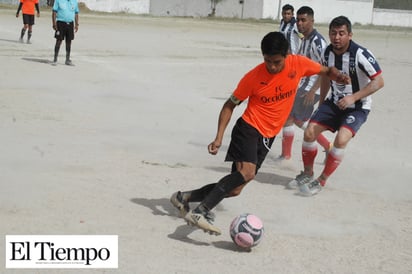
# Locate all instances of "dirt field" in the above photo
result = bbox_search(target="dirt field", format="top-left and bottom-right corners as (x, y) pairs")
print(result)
(1, 8), (411, 274)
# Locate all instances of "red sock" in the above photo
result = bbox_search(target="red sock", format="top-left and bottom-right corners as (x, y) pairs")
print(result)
(321, 147), (344, 185)
(281, 126), (294, 159)
(302, 141), (317, 171)
(317, 133), (331, 151)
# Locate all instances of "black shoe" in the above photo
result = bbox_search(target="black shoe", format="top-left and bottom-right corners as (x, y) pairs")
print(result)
(65, 60), (74, 66)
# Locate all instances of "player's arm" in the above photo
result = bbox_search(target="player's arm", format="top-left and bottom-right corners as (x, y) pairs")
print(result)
(74, 13), (79, 32)
(35, 3), (40, 17)
(16, 3), (22, 17)
(337, 74), (384, 110)
(208, 96), (238, 155)
(52, 11), (57, 30)
(319, 74), (331, 105)
(319, 66), (350, 84)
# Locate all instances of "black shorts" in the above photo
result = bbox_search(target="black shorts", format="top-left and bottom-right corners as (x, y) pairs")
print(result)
(55, 21), (75, 41)
(22, 14), (35, 25)
(225, 118), (275, 169)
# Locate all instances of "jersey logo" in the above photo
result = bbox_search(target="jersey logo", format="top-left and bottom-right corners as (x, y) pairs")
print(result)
(288, 71), (296, 79)
(346, 115), (356, 124)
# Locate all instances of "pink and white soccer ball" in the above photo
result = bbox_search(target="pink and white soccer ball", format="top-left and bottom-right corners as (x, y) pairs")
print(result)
(230, 213), (264, 248)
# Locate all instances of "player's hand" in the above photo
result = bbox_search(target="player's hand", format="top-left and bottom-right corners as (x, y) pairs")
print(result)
(208, 140), (221, 155)
(16, 13), (19, 18)
(337, 95), (355, 110)
(336, 72), (351, 85)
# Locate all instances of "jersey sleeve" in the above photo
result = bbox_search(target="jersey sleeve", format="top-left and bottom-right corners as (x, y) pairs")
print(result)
(298, 55), (322, 77)
(232, 72), (254, 102)
(358, 49), (382, 79)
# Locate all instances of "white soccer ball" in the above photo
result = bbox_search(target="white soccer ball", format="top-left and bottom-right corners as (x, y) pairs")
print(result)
(229, 213), (264, 249)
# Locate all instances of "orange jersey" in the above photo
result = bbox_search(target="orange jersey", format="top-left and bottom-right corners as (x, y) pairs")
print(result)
(20, 0), (38, 15)
(233, 55), (321, 137)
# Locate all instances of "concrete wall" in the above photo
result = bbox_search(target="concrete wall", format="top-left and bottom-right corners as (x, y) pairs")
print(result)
(372, 8), (412, 27)
(33, 0), (412, 28)
(270, 0), (374, 25)
(82, 0), (150, 14)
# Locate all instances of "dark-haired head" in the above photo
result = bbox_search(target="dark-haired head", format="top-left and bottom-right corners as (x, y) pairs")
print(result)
(261, 32), (289, 57)
(282, 4), (294, 12)
(329, 16), (352, 33)
(297, 6), (314, 17)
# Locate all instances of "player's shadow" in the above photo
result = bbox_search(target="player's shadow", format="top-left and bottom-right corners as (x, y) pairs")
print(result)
(129, 196), (252, 250)
(0, 38), (23, 44)
(130, 197), (175, 217)
(22, 57), (53, 64)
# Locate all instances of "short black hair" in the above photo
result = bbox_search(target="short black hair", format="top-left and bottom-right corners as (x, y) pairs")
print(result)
(329, 16), (352, 33)
(297, 6), (314, 17)
(282, 4), (294, 12)
(261, 32), (289, 57)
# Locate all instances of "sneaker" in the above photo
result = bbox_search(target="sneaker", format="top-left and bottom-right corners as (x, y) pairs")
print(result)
(26, 40), (31, 44)
(170, 191), (189, 217)
(286, 171), (313, 189)
(65, 60), (74, 66)
(184, 210), (221, 235)
(298, 179), (322, 196)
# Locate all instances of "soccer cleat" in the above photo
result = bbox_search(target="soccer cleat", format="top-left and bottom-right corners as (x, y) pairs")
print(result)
(65, 59), (74, 66)
(298, 179), (322, 196)
(170, 191), (189, 217)
(184, 210), (221, 235)
(286, 171), (314, 189)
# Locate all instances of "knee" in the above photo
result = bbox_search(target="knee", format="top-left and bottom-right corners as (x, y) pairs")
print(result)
(303, 125), (317, 142)
(241, 171), (255, 182)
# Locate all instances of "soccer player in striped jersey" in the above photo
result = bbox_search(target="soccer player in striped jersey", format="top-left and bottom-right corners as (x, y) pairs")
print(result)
(279, 6), (331, 163)
(279, 4), (301, 54)
(290, 16), (385, 196)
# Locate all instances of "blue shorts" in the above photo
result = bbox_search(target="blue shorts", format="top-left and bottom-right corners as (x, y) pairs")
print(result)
(290, 88), (320, 123)
(225, 118), (275, 170)
(310, 99), (370, 136)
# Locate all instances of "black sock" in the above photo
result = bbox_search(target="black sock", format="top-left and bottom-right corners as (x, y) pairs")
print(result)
(184, 184), (216, 203)
(20, 28), (25, 39)
(197, 171), (246, 212)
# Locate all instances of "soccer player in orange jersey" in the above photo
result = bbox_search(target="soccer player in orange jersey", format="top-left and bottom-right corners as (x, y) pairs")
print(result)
(170, 32), (349, 235)
(16, 0), (40, 44)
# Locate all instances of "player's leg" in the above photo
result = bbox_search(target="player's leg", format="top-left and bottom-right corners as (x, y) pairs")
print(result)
(280, 117), (294, 160)
(289, 100), (337, 190)
(20, 15), (29, 42)
(53, 22), (64, 63)
(317, 109), (369, 186)
(65, 22), (75, 65)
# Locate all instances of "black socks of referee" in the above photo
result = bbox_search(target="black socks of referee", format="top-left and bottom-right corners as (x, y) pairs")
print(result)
(194, 171), (246, 214)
